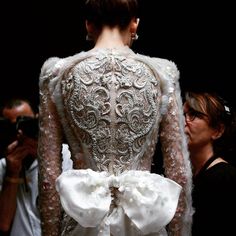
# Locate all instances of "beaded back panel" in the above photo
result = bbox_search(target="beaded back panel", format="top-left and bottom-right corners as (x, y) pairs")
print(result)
(60, 49), (161, 175)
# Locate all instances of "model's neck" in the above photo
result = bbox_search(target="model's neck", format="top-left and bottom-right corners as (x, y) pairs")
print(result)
(94, 27), (130, 49)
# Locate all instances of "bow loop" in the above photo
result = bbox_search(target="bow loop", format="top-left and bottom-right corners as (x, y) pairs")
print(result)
(56, 169), (111, 228)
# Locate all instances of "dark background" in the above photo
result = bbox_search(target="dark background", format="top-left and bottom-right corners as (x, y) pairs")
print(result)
(0, 1), (235, 110)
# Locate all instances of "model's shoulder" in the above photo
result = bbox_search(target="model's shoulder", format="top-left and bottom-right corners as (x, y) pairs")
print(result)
(40, 57), (60, 77)
(40, 51), (87, 80)
(159, 58), (179, 81)
(136, 53), (179, 81)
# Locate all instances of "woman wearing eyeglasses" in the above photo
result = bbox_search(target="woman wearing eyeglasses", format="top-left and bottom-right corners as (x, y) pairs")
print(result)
(183, 91), (236, 236)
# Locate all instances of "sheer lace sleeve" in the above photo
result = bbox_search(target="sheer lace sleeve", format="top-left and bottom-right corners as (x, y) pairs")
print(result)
(159, 61), (193, 236)
(38, 57), (64, 236)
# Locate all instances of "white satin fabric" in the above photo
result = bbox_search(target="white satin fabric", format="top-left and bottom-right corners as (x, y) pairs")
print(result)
(56, 169), (181, 236)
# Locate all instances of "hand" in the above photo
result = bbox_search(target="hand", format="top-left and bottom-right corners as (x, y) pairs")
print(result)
(6, 134), (38, 177)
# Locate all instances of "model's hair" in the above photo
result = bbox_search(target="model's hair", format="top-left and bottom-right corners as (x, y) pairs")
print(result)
(84, 0), (139, 30)
(185, 91), (236, 158)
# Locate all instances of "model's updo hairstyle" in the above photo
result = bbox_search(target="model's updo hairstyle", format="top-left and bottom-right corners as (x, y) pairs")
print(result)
(84, 0), (139, 31)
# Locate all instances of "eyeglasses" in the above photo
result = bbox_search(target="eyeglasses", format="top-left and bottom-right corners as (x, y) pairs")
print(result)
(184, 109), (208, 122)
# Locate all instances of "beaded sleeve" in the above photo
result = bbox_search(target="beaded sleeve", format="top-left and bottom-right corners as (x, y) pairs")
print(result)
(158, 61), (193, 236)
(38, 57), (64, 236)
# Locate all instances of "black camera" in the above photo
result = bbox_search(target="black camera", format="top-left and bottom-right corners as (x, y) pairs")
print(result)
(0, 116), (38, 156)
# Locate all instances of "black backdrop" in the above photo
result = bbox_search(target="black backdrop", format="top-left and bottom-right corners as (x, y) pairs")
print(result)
(1, 1), (235, 110)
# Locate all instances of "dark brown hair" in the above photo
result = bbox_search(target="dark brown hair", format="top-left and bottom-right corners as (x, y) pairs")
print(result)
(84, 0), (139, 31)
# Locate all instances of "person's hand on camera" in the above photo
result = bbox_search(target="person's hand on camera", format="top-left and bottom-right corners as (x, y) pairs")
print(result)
(6, 134), (38, 177)
(18, 131), (38, 159)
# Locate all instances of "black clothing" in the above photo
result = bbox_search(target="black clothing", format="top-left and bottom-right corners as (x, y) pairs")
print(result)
(192, 161), (236, 236)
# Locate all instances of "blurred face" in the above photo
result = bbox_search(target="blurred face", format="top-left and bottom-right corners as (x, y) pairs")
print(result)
(2, 102), (35, 123)
(183, 103), (217, 151)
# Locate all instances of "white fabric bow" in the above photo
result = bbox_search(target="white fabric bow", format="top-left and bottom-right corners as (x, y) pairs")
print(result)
(56, 169), (181, 236)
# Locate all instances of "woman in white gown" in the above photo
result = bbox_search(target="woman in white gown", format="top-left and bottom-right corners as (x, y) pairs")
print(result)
(38, 0), (193, 235)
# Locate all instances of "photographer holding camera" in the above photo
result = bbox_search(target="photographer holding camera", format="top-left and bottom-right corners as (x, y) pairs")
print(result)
(0, 98), (72, 236)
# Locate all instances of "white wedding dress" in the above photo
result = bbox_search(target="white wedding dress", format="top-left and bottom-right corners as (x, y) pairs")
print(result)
(38, 47), (193, 236)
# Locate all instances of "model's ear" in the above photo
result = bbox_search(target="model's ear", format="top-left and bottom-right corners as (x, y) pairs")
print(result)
(130, 18), (140, 35)
(85, 20), (96, 41)
(85, 20), (93, 34)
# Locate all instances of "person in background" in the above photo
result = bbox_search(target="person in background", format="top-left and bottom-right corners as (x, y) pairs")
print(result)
(183, 91), (236, 236)
(0, 98), (72, 236)
(38, 0), (193, 235)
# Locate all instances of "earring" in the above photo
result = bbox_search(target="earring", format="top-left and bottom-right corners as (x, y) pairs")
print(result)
(131, 33), (139, 41)
(86, 34), (93, 41)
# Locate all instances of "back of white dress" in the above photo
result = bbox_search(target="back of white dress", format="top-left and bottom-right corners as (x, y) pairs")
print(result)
(38, 47), (193, 236)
